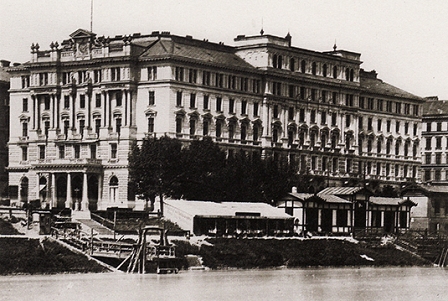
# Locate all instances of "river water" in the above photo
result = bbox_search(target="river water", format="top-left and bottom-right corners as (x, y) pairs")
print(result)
(1, 267), (447, 301)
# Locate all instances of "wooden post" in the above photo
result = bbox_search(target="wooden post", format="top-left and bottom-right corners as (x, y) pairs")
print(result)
(90, 228), (94, 255)
(113, 210), (117, 240)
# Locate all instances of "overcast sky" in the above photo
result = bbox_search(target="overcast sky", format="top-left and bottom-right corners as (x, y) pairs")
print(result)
(1, 0), (447, 99)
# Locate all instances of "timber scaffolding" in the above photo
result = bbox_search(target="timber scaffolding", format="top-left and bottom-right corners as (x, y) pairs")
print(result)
(51, 223), (180, 274)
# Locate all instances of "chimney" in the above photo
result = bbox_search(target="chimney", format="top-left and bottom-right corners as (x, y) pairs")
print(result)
(291, 187), (297, 193)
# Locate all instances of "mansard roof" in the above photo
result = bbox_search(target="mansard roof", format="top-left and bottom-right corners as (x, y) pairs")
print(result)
(360, 70), (422, 101)
(422, 99), (448, 116)
(138, 36), (256, 70)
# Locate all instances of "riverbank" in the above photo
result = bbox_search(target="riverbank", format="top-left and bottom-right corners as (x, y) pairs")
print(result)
(174, 237), (431, 269)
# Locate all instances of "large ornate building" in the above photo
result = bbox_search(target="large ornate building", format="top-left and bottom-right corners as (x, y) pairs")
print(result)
(6, 29), (423, 211)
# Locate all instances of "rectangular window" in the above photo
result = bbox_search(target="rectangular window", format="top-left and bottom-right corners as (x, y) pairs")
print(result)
(111, 68), (121, 81)
(273, 82), (281, 96)
(64, 95), (70, 109)
(94, 70), (102, 83)
(437, 122), (442, 132)
(331, 112), (337, 126)
(190, 93), (197, 108)
(43, 96), (50, 110)
(21, 75), (30, 88)
(116, 92), (122, 107)
(39, 145), (45, 160)
(229, 99), (235, 114)
(176, 91), (183, 107)
(358, 117), (363, 130)
(216, 97), (222, 112)
(322, 90), (327, 103)
(332, 92), (337, 104)
(387, 120), (391, 132)
(59, 145), (65, 159)
(377, 99), (383, 111)
(367, 98), (374, 110)
(202, 71), (210, 86)
(289, 85), (295, 98)
(148, 117), (154, 133)
(367, 118), (373, 131)
(396, 121), (400, 133)
(80, 94), (86, 108)
(436, 153), (442, 164)
(188, 69), (197, 83)
(215, 73), (223, 88)
(241, 78), (248, 91)
(148, 91), (155, 105)
(427, 122), (432, 132)
(426, 138), (431, 150)
(273, 106), (280, 119)
(111, 143), (117, 159)
(310, 110), (316, 123)
(74, 145), (80, 159)
(147, 66), (157, 80)
(95, 94), (101, 107)
(413, 105), (419, 116)
(436, 137), (442, 149)
(90, 144), (96, 159)
(22, 147), (28, 161)
(386, 101), (393, 112)
(359, 97), (365, 109)
(22, 122), (28, 137)
(299, 109), (305, 122)
(396, 102), (401, 114)
(241, 100), (247, 115)
(175, 67), (184, 81)
(22, 98), (28, 112)
(203, 95), (209, 110)
(413, 123), (418, 136)
(253, 102), (259, 116)
(95, 119), (101, 135)
(252, 79), (260, 93)
(116, 118), (122, 135)
(39, 73), (48, 86)
(345, 115), (351, 127)
(288, 107), (294, 121)
(377, 119), (382, 132)
(425, 154), (431, 165)
(321, 111), (327, 125)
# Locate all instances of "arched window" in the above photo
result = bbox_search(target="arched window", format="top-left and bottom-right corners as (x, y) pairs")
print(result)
(277, 55), (283, 69)
(322, 64), (328, 77)
(272, 54), (278, 68)
(241, 123), (247, 141)
(345, 68), (350, 81)
(350, 69), (354, 81)
(290, 58), (295, 71)
(333, 66), (338, 79)
(216, 120), (222, 138)
(312, 62), (317, 75)
(301, 60), (306, 73)
(109, 176), (119, 204)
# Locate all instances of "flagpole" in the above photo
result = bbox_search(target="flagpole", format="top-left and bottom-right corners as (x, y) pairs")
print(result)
(90, 0), (93, 32)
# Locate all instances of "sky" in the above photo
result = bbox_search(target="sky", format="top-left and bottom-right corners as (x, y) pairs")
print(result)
(1, 0), (447, 99)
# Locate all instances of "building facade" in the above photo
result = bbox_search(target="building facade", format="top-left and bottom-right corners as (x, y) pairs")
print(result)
(7, 29), (423, 211)
(0, 60), (10, 199)
(421, 97), (448, 183)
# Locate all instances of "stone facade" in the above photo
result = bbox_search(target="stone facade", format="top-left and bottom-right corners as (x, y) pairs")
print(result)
(6, 29), (423, 211)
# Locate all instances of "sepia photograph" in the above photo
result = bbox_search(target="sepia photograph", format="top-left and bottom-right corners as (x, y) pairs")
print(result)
(0, 1), (448, 300)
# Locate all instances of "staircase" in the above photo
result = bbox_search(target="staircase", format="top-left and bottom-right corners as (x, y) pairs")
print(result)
(75, 218), (115, 236)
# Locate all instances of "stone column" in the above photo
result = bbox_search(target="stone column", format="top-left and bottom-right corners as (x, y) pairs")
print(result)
(51, 173), (56, 209)
(124, 89), (128, 126)
(97, 174), (103, 210)
(82, 172), (88, 211)
(103, 91), (107, 127)
(32, 95), (36, 129)
(66, 173), (72, 209)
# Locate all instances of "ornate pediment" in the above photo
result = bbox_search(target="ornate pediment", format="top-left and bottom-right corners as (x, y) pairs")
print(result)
(69, 29), (96, 58)
(70, 29), (96, 40)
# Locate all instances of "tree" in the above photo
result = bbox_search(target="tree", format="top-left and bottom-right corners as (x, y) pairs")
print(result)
(128, 136), (184, 215)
